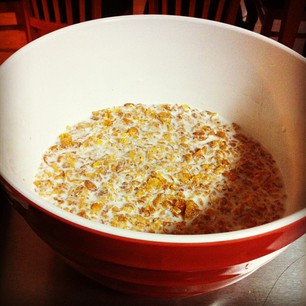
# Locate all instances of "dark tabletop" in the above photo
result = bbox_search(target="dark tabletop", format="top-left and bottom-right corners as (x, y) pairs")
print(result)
(0, 187), (305, 306)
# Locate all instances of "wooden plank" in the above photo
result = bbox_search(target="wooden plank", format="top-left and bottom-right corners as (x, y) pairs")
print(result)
(202, 0), (211, 19)
(175, 0), (182, 15)
(188, 0), (196, 16)
(65, 0), (73, 24)
(53, 0), (61, 23)
(215, 0), (225, 21)
(30, 0), (40, 19)
(92, 0), (102, 19)
(42, 0), (50, 21)
(79, 0), (86, 21)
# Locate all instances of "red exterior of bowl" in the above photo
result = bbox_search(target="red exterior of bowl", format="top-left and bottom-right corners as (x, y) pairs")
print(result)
(2, 178), (305, 297)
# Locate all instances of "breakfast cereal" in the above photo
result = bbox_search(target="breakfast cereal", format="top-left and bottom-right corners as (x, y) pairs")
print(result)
(34, 103), (285, 234)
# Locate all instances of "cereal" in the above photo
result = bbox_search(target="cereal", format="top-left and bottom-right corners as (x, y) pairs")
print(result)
(34, 104), (286, 234)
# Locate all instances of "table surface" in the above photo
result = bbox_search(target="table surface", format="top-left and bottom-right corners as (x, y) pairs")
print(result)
(1, 190), (305, 306)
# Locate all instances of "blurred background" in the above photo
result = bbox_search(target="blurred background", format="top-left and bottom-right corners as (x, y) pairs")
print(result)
(0, 0), (305, 64)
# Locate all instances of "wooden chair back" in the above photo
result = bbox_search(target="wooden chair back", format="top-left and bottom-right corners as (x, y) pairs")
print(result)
(255, 0), (306, 53)
(23, 0), (139, 41)
(0, 1), (28, 37)
(145, 0), (241, 25)
(23, 0), (242, 41)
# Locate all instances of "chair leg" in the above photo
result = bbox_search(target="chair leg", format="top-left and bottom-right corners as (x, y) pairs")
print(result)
(18, 0), (31, 42)
(277, 0), (305, 49)
(21, 0), (37, 42)
(260, 11), (274, 37)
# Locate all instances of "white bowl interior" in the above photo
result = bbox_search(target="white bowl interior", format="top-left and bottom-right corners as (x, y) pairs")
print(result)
(0, 16), (305, 242)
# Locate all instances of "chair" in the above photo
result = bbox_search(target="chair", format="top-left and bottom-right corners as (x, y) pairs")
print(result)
(0, 0), (29, 62)
(0, 0), (28, 33)
(23, 0), (143, 41)
(143, 0), (241, 25)
(254, 0), (306, 53)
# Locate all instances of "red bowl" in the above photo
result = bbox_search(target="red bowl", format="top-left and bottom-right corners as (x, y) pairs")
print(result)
(0, 16), (305, 297)
(2, 179), (305, 297)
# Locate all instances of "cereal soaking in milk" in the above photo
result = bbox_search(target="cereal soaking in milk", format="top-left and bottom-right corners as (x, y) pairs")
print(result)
(34, 103), (286, 234)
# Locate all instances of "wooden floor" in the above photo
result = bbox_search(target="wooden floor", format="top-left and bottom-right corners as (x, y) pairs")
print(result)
(0, 11), (305, 65)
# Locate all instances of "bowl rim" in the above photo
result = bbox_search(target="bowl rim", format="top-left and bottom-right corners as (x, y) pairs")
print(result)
(1, 15), (306, 244)
(2, 14), (306, 67)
